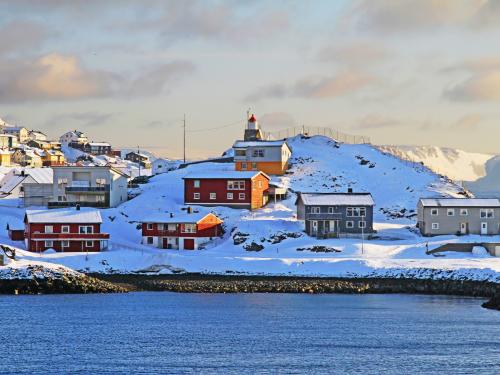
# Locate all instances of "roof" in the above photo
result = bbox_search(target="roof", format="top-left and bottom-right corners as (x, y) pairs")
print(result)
(233, 140), (288, 148)
(25, 208), (103, 224)
(52, 165), (129, 178)
(142, 211), (222, 224)
(87, 142), (111, 147)
(183, 170), (270, 180)
(249, 114), (257, 122)
(419, 198), (500, 208)
(298, 193), (375, 206)
(0, 168), (53, 193)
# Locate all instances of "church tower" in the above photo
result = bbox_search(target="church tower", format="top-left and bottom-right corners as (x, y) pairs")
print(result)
(244, 114), (264, 141)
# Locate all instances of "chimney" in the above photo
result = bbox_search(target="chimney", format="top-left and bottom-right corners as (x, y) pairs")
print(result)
(170, 213), (174, 218)
(347, 188), (353, 194)
(76, 204), (81, 211)
(21, 170), (25, 177)
(187, 206), (193, 214)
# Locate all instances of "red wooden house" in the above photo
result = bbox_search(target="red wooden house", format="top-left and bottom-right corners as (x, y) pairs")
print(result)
(141, 208), (223, 250)
(183, 171), (270, 210)
(24, 207), (109, 252)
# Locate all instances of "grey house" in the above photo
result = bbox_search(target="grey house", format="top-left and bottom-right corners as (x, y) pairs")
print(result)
(417, 198), (500, 236)
(296, 192), (375, 238)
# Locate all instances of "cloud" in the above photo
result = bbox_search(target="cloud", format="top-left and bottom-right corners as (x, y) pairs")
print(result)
(0, 20), (52, 54)
(246, 71), (374, 101)
(350, 0), (492, 33)
(451, 114), (482, 129)
(47, 111), (114, 128)
(0, 53), (116, 102)
(318, 42), (389, 65)
(444, 71), (500, 101)
(354, 114), (401, 130)
(0, 53), (194, 103)
(259, 112), (296, 129)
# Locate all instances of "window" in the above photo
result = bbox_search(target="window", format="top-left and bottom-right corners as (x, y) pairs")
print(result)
(328, 207), (334, 214)
(209, 193), (217, 200)
(311, 220), (318, 231)
(157, 224), (164, 230)
(181, 224), (196, 233)
(61, 226), (69, 233)
(57, 195), (66, 202)
(239, 193), (246, 200)
(45, 240), (53, 248)
(359, 221), (366, 229)
(447, 209), (455, 216)
(258, 180), (262, 188)
(147, 237), (154, 244)
(346, 221), (354, 228)
(431, 208), (438, 216)
(45, 225), (53, 234)
(167, 224), (176, 231)
(432, 223), (439, 230)
(346, 207), (366, 217)
(62, 240), (69, 248)
(460, 208), (468, 216)
(227, 193), (233, 200)
(228, 180), (245, 190)
(85, 241), (94, 248)
(241, 162), (247, 170)
(147, 223), (153, 230)
(193, 192), (200, 200)
(480, 209), (494, 218)
(235, 150), (246, 157)
(193, 180), (200, 188)
(79, 226), (93, 234)
(311, 207), (320, 214)
(96, 178), (106, 186)
(252, 149), (265, 158)
(251, 162), (257, 170)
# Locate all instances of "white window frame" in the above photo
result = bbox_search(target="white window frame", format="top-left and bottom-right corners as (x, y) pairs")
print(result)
(359, 221), (366, 229)
(431, 208), (439, 216)
(227, 193), (233, 200)
(480, 209), (494, 218)
(193, 180), (200, 188)
(227, 180), (245, 190)
(328, 207), (334, 214)
(252, 149), (265, 158)
(44, 240), (53, 248)
(193, 192), (200, 200)
(167, 224), (176, 231)
(157, 224), (164, 231)
(181, 224), (196, 233)
(79, 225), (93, 234)
(311, 220), (318, 231)
(209, 192), (217, 200)
(61, 225), (70, 233)
(85, 240), (94, 248)
(146, 237), (154, 244)
(311, 207), (320, 214)
(346, 221), (354, 229)
(251, 162), (257, 170)
(431, 223), (439, 230)
(45, 225), (53, 234)
(62, 240), (69, 248)
(447, 208), (455, 216)
(147, 223), (153, 230)
(239, 193), (246, 200)
(241, 162), (247, 170)
(460, 208), (468, 216)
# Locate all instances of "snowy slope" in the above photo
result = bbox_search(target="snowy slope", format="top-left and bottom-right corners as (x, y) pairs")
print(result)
(378, 145), (495, 182)
(465, 156), (500, 198)
(2, 135), (499, 280)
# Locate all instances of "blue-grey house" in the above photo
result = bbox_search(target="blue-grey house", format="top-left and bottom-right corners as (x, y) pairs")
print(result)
(296, 191), (375, 238)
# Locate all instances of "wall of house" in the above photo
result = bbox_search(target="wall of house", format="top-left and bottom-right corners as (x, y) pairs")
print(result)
(250, 174), (269, 209)
(419, 206), (500, 236)
(23, 183), (53, 207)
(110, 172), (128, 207)
(184, 178), (252, 207)
(303, 204), (374, 235)
(235, 161), (288, 175)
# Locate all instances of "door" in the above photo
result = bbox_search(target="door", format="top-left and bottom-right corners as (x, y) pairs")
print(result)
(162, 238), (169, 249)
(184, 238), (195, 250)
(460, 222), (467, 235)
(481, 222), (488, 235)
(311, 220), (318, 235)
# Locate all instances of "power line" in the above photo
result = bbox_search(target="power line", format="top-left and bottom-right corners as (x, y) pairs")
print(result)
(186, 118), (243, 133)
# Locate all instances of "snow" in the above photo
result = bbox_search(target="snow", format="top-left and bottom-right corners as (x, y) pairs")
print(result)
(1, 135), (500, 282)
(420, 198), (500, 207)
(183, 171), (268, 179)
(26, 208), (102, 223)
(142, 211), (218, 224)
(233, 140), (288, 148)
(299, 193), (375, 206)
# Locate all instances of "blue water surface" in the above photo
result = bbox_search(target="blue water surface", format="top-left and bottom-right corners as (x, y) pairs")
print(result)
(0, 293), (498, 374)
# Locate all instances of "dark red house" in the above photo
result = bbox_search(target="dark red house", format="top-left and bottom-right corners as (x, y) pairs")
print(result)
(141, 208), (223, 250)
(24, 207), (109, 252)
(183, 171), (270, 210)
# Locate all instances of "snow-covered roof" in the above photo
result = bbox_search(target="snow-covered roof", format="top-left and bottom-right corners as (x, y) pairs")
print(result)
(233, 140), (288, 148)
(419, 198), (500, 207)
(142, 211), (221, 224)
(88, 142), (111, 147)
(25, 208), (103, 223)
(183, 171), (269, 180)
(0, 133), (16, 138)
(299, 193), (375, 206)
(0, 168), (53, 193)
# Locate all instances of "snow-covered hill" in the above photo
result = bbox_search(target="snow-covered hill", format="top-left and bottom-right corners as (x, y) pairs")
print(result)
(2, 135), (499, 280)
(378, 145), (496, 182)
(465, 156), (500, 198)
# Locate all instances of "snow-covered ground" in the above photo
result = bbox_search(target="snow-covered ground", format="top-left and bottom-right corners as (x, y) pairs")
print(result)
(2, 135), (500, 281)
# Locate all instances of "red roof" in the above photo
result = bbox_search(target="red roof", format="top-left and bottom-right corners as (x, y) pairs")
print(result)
(249, 114), (256, 122)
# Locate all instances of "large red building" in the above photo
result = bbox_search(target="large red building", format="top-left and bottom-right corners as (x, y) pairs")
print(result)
(24, 207), (109, 252)
(183, 171), (270, 210)
(141, 209), (223, 250)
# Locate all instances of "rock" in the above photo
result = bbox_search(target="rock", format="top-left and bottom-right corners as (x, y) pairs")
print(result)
(244, 242), (264, 252)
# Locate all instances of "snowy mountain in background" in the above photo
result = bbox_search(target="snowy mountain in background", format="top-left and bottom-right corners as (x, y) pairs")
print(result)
(465, 156), (500, 198)
(378, 145), (496, 182)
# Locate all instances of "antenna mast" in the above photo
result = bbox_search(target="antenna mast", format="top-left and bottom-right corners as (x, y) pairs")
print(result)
(183, 114), (186, 163)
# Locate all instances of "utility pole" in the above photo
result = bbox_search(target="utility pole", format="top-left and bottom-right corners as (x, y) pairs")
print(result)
(137, 145), (141, 177)
(183, 114), (186, 163)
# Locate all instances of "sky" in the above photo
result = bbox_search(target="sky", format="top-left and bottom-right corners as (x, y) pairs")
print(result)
(1, 0), (500, 159)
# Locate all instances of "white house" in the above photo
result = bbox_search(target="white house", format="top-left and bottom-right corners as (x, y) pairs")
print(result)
(0, 168), (53, 199)
(3, 126), (29, 143)
(152, 158), (176, 175)
(28, 130), (48, 142)
(59, 130), (88, 145)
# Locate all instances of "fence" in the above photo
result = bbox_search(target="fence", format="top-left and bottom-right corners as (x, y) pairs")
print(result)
(261, 126), (371, 145)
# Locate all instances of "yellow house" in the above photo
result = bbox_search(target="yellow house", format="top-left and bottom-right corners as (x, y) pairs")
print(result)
(0, 149), (11, 166)
(41, 150), (66, 166)
(233, 140), (292, 175)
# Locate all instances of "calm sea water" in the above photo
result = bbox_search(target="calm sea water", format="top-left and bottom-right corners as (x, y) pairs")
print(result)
(0, 293), (499, 374)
